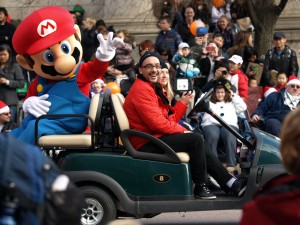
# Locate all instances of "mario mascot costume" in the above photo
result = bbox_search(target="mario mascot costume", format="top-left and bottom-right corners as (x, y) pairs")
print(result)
(11, 6), (123, 144)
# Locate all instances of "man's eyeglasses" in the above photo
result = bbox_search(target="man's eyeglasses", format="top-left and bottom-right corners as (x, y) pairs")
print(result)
(0, 112), (10, 116)
(290, 84), (300, 89)
(161, 53), (169, 56)
(141, 64), (161, 70)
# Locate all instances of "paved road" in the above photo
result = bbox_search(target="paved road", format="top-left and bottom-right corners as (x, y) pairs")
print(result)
(138, 210), (242, 225)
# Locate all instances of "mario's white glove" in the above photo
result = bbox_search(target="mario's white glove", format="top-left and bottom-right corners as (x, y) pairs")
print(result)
(95, 32), (123, 62)
(23, 94), (51, 118)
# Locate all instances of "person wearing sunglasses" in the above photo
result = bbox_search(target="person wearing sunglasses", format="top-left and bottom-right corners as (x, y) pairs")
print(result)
(0, 100), (16, 133)
(251, 76), (300, 137)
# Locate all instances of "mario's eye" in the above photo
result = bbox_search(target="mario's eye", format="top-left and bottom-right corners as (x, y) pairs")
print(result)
(61, 41), (71, 54)
(43, 50), (55, 63)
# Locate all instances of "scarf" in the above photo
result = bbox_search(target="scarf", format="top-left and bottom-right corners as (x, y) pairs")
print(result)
(284, 90), (300, 111)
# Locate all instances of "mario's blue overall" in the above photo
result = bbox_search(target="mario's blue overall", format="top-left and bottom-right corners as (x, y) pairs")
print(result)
(12, 71), (90, 144)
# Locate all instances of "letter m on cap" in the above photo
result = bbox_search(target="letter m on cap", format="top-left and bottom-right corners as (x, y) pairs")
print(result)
(37, 19), (57, 37)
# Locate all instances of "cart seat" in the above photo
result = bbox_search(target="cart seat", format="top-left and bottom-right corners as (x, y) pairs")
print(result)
(37, 94), (102, 149)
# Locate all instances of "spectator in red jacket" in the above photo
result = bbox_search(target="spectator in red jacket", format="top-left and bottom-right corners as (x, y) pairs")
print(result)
(228, 55), (248, 101)
(239, 106), (300, 225)
(123, 52), (247, 200)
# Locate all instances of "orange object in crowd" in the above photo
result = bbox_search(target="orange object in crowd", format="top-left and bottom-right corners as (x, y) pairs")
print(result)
(189, 20), (205, 36)
(212, 0), (225, 8)
(104, 82), (121, 94)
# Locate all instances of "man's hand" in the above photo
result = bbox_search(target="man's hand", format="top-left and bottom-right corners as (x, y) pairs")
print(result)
(95, 32), (124, 62)
(23, 94), (51, 118)
(251, 114), (262, 123)
(0, 77), (9, 85)
(180, 91), (195, 105)
(106, 66), (122, 76)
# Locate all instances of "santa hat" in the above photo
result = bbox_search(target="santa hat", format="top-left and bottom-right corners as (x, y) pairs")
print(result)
(0, 101), (9, 114)
(286, 75), (300, 86)
(263, 86), (277, 98)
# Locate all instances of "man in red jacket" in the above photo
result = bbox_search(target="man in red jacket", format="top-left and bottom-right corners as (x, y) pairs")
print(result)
(123, 52), (246, 200)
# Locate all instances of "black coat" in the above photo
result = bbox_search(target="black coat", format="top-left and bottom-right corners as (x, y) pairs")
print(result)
(262, 45), (299, 86)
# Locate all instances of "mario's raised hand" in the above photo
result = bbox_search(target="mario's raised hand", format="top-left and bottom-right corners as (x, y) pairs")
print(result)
(95, 32), (124, 62)
(23, 94), (51, 118)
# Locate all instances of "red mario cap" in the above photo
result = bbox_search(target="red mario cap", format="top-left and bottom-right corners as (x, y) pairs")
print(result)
(13, 6), (76, 55)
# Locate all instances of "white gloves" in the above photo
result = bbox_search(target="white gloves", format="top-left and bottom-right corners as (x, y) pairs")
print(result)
(95, 32), (124, 62)
(23, 94), (51, 118)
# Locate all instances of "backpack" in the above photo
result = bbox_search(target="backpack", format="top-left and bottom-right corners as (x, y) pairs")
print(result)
(0, 134), (85, 225)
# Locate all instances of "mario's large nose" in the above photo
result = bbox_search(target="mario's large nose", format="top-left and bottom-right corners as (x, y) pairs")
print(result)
(54, 55), (76, 75)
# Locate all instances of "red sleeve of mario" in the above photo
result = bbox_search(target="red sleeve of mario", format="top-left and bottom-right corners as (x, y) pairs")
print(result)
(77, 59), (109, 97)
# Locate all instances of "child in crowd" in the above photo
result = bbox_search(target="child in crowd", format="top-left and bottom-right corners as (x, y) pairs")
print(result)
(105, 30), (136, 83)
(172, 42), (200, 78)
(155, 16), (182, 56)
(247, 77), (262, 115)
(114, 29), (136, 73)
(228, 55), (248, 101)
(212, 32), (228, 59)
(275, 72), (288, 91)
(90, 79), (106, 97)
(248, 77), (258, 87)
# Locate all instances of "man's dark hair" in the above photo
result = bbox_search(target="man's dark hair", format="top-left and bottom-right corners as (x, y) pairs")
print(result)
(0, 7), (8, 17)
(96, 19), (106, 28)
(159, 16), (172, 24)
(213, 60), (230, 73)
(212, 32), (224, 40)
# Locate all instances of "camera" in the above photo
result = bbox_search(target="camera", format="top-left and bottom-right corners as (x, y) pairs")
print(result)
(205, 46), (215, 52)
(221, 70), (228, 75)
(173, 78), (193, 93)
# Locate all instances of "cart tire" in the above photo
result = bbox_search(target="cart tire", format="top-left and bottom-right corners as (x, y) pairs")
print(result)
(80, 186), (117, 225)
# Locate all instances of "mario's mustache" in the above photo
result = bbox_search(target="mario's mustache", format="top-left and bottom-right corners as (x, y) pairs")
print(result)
(41, 47), (80, 76)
